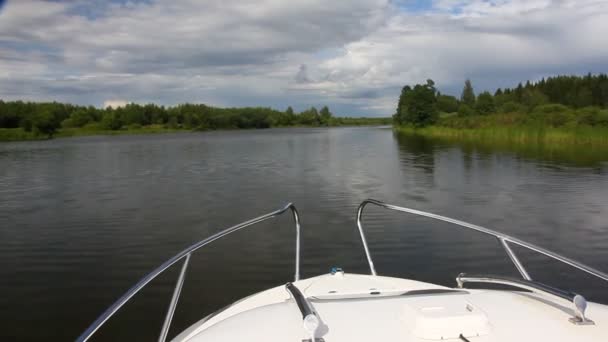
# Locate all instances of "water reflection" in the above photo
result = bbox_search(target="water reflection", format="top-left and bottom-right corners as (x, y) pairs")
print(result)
(394, 130), (608, 169)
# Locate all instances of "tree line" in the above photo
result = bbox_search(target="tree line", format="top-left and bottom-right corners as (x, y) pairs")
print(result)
(394, 73), (608, 127)
(0, 101), (390, 138)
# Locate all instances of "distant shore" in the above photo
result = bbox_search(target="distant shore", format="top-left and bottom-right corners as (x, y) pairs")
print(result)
(0, 124), (391, 142)
(0, 100), (392, 142)
(0, 125), (180, 142)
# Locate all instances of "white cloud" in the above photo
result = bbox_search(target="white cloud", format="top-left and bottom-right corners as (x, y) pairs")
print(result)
(103, 99), (128, 108)
(294, 0), (608, 111)
(0, 0), (607, 115)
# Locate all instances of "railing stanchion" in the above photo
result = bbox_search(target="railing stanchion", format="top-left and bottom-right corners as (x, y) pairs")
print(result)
(498, 237), (531, 280)
(357, 201), (377, 276)
(356, 198), (608, 283)
(291, 206), (301, 281)
(158, 253), (191, 342)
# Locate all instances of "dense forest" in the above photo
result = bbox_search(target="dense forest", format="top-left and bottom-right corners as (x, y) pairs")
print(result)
(0, 101), (390, 140)
(394, 73), (608, 128)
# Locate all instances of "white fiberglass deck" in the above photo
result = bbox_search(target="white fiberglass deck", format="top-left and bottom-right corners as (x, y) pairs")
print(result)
(174, 273), (608, 342)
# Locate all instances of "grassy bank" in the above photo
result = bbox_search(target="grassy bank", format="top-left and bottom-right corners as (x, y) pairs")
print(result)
(0, 125), (184, 142)
(56, 124), (184, 138)
(395, 124), (608, 147)
(0, 128), (44, 141)
(393, 126), (608, 167)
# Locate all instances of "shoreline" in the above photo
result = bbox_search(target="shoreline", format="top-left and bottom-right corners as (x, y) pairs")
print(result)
(0, 125), (391, 143)
(394, 125), (608, 147)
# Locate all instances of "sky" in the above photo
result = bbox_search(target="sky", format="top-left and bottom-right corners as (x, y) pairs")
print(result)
(0, 0), (607, 116)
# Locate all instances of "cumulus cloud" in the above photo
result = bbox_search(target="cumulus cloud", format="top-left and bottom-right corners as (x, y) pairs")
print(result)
(298, 0), (608, 111)
(0, 0), (607, 115)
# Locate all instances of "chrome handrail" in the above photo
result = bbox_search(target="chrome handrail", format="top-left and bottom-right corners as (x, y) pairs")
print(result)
(356, 199), (608, 283)
(456, 273), (593, 325)
(76, 203), (301, 342)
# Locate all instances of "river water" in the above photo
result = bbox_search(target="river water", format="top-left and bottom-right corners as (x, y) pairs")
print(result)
(1, 127), (607, 341)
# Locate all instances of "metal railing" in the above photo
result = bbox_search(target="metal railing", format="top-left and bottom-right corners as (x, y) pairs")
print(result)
(78, 199), (608, 340)
(76, 203), (301, 342)
(356, 199), (608, 283)
(456, 273), (593, 324)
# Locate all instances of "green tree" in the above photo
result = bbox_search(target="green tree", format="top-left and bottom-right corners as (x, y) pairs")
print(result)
(122, 103), (145, 125)
(101, 110), (123, 130)
(499, 101), (525, 113)
(298, 107), (321, 126)
(521, 89), (548, 110)
(575, 88), (593, 108)
(394, 85), (412, 124)
(285, 106), (295, 125)
(69, 108), (92, 127)
(396, 79), (438, 127)
(461, 79), (476, 107)
(319, 106), (332, 126)
(436, 94), (459, 113)
(514, 83), (524, 102)
(530, 104), (573, 127)
(279, 106), (296, 126)
(166, 116), (179, 129)
(32, 109), (58, 137)
(457, 104), (475, 117)
(0, 100), (21, 128)
(311, 106), (319, 123)
(475, 91), (495, 115)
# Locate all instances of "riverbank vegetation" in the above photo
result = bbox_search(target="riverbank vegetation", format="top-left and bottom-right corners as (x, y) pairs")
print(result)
(0, 101), (390, 141)
(394, 74), (608, 146)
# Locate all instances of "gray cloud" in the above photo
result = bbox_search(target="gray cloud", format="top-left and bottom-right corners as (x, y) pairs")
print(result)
(295, 64), (311, 84)
(0, 0), (607, 115)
